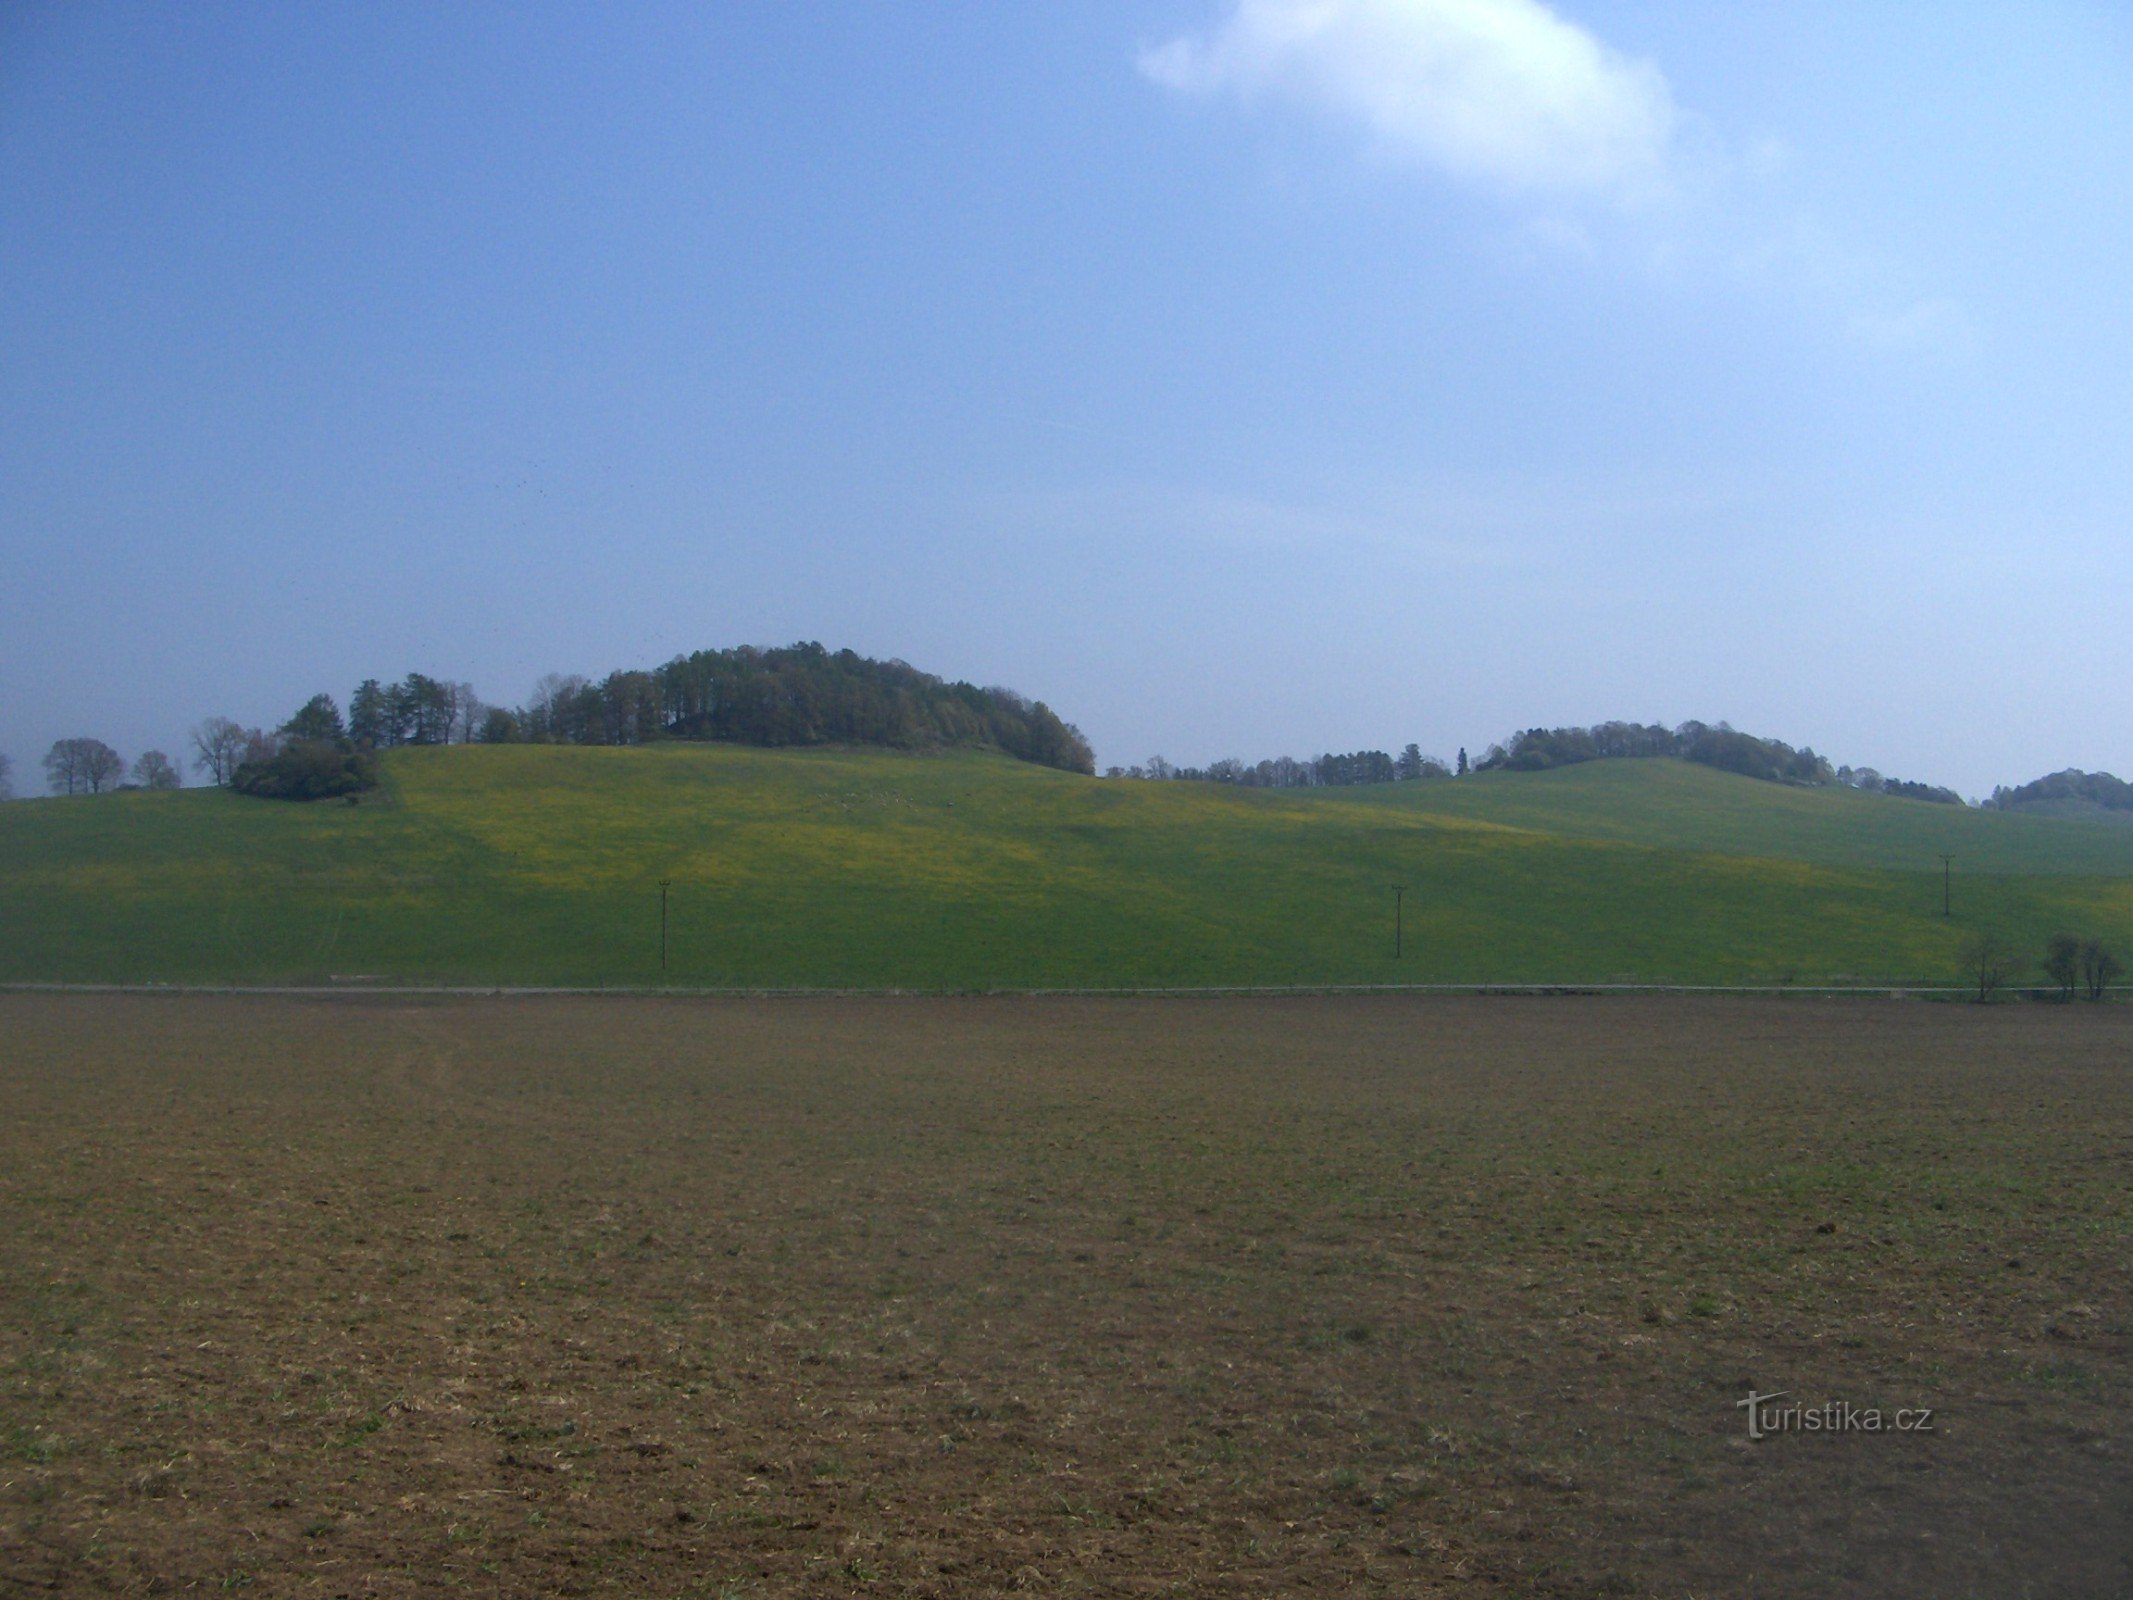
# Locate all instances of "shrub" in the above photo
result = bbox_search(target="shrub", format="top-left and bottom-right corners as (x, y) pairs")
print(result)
(232, 740), (377, 802)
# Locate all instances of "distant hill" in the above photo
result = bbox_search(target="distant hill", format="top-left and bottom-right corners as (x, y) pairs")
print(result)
(4, 746), (2131, 990)
(1470, 720), (1964, 803)
(1989, 769), (2133, 817)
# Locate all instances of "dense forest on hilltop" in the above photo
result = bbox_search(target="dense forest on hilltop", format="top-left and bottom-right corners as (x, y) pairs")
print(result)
(482, 645), (1094, 773)
(211, 644), (1093, 799)
(1987, 769), (2133, 815)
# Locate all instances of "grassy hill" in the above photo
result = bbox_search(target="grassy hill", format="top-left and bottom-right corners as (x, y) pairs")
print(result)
(1366, 758), (2133, 875)
(3, 745), (2131, 989)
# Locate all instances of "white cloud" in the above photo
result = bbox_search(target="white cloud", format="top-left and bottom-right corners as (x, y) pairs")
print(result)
(1141, 0), (1679, 206)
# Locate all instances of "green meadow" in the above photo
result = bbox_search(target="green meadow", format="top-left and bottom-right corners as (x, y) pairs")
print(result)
(4, 743), (2131, 989)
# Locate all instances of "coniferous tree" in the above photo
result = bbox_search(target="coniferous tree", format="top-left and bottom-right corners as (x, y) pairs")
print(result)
(281, 694), (346, 744)
(349, 680), (389, 748)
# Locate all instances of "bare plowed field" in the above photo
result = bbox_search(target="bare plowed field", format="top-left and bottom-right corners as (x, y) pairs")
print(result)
(1, 995), (2127, 1597)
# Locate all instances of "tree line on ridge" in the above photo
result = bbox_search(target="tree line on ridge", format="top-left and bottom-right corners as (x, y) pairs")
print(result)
(1110, 720), (1966, 802)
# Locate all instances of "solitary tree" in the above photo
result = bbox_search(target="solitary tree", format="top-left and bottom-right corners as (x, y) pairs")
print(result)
(191, 717), (251, 786)
(0, 751), (11, 800)
(44, 738), (124, 795)
(132, 750), (181, 790)
(1962, 931), (2024, 1003)
(2043, 933), (2082, 1001)
(2081, 939), (2122, 1002)
(1456, 747), (1469, 776)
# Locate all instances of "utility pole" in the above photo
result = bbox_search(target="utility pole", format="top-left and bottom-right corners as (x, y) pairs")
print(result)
(1393, 885), (1406, 959)
(659, 878), (671, 973)
(1937, 854), (1952, 918)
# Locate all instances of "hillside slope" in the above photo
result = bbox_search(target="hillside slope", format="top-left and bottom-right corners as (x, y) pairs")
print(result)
(1364, 757), (2133, 875)
(3, 746), (2129, 988)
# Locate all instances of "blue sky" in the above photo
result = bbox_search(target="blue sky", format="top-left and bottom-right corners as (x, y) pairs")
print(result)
(4, 1), (2129, 795)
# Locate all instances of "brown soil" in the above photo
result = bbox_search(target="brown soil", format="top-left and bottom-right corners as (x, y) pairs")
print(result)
(0, 993), (2126, 1597)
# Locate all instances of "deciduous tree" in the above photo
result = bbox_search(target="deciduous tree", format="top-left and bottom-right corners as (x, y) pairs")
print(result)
(1962, 931), (2023, 1003)
(132, 750), (181, 790)
(44, 737), (124, 796)
(2081, 939), (2122, 1002)
(191, 717), (250, 786)
(451, 682), (483, 744)
(2043, 933), (2081, 1001)
(477, 705), (522, 743)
